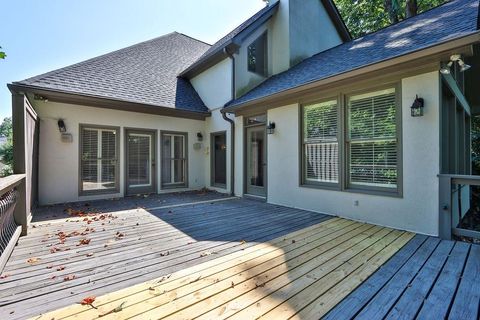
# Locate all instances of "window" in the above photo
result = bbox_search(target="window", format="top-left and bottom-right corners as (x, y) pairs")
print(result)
(302, 100), (339, 185)
(301, 86), (401, 195)
(80, 125), (119, 195)
(247, 32), (268, 77)
(161, 132), (187, 188)
(347, 88), (398, 189)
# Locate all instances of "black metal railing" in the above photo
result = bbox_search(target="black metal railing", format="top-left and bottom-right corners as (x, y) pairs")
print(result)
(0, 188), (19, 257)
(0, 174), (26, 273)
(439, 174), (480, 241)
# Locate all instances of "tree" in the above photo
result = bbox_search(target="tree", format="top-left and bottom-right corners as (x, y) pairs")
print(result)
(334, 0), (446, 38)
(0, 117), (13, 176)
(0, 46), (5, 59)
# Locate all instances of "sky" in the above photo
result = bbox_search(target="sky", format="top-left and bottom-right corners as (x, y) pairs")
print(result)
(0, 0), (266, 122)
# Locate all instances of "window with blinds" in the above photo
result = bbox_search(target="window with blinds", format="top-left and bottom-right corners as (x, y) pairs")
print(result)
(347, 88), (398, 189)
(303, 100), (339, 184)
(161, 132), (187, 187)
(80, 126), (118, 194)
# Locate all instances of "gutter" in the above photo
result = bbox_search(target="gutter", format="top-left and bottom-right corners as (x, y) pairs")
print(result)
(221, 47), (236, 196)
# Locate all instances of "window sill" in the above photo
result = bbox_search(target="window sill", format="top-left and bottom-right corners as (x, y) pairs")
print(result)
(299, 183), (403, 198)
(79, 188), (120, 197)
(162, 183), (188, 190)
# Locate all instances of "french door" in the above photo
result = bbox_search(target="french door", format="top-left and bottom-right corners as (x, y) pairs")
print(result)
(161, 132), (187, 188)
(246, 125), (267, 197)
(125, 129), (156, 195)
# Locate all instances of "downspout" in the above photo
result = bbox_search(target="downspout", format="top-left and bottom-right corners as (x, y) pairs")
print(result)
(222, 47), (236, 196)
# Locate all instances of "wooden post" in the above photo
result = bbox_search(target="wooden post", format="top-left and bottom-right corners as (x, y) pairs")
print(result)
(438, 175), (452, 240)
(12, 93), (28, 236)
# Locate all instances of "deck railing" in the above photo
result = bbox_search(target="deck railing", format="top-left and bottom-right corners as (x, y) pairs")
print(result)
(0, 174), (26, 273)
(439, 174), (480, 241)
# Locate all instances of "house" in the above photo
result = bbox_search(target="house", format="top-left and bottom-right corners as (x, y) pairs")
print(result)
(8, 0), (480, 238)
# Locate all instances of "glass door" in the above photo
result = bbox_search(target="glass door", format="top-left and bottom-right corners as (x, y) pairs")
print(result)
(246, 125), (266, 197)
(211, 132), (227, 187)
(126, 130), (156, 195)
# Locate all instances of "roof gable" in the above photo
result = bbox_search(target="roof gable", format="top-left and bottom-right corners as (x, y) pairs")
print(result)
(227, 0), (480, 109)
(13, 32), (211, 113)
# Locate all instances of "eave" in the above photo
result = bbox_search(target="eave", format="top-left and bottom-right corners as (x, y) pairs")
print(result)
(224, 31), (480, 115)
(8, 83), (211, 121)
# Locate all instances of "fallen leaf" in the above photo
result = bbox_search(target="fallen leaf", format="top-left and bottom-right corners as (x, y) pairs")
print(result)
(80, 296), (96, 305)
(27, 257), (41, 264)
(56, 266), (66, 271)
(99, 302), (126, 317)
(240, 240), (247, 245)
(64, 275), (76, 281)
(0, 274), (10, 279)
(231, 281), (235, 288)
(86, 253), (94, 257)
(46, 265), (54, 269)
(77, 238), (91, 246)
(160, 251), (169, 257)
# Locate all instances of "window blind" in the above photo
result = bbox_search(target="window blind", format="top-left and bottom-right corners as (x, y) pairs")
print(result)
(303, 100), (338, 183)
(348, 88), (397, 188)
(81, 127), (117, 192)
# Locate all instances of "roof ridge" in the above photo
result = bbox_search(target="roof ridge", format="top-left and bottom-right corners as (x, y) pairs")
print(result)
(174, 32), (212, 47)
(16, 32), (207, 85)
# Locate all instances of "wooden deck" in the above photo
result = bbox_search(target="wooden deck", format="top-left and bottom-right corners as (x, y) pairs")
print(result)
(27, 218), (414, 320)
(0, 193), (330, 319)
(325, 234), (480, 320)
(1, 192), (479, 319)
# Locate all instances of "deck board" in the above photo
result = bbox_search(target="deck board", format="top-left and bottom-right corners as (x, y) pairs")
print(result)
(0, 194), (330, 319)
(27, 220), (414, 320)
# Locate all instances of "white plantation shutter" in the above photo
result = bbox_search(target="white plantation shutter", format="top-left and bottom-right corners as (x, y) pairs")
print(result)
(81, 127), (117, 192)
(303, 100), (339, 183)
(348, 88), (398, 188)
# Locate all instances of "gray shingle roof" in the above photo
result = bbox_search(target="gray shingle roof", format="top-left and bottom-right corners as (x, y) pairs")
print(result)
(228, 0), (480, 108)
(180, 2), (279, 77)
(14, 32), (211, 113)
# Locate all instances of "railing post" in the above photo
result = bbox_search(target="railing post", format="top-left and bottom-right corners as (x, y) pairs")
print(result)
(12, 92), (28, 236)
(13, 179), (27, 236)
(438, 175), (452, 240)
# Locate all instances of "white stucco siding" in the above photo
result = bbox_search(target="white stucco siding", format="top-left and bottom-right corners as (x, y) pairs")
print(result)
(288, 0), (342, 65)
(190, 58), (233, 109)
(265, 71), (440, 235)
(34, 101), (206, 205)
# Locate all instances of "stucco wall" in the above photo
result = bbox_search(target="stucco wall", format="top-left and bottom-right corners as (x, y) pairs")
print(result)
(251, 71), (440, 235)
(234, 23), (271, 98)
(288, 0), (342, 65)
(190, 58), (233, 109)
(33, 101), (206, 205)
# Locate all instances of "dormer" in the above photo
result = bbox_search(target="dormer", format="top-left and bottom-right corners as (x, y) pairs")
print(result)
(183, 0), (350, 108)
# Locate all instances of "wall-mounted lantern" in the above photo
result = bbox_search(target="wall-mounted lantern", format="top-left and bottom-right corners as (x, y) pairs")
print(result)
(197, 132), (203, 142)
(411, 95), (424, 117)
(58, 119), (67, 132)
(266, 121), (276, 134)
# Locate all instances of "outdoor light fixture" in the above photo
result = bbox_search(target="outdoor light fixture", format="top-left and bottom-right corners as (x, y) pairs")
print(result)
(57, 119), (67, 132)
(411, 95), (424, 117)
(440, 54), (471, 74)
(266, 121), (276, 134)
(196, 132), (203, 142)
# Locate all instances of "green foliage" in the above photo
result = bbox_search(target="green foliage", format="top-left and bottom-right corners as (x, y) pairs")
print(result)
(333, 0), (447, 38)
(0, 117), (13, 177)
(472, 116), (480, 174)
(0, 46), (6, 59)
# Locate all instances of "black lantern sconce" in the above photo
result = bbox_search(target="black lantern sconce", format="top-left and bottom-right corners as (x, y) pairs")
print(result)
(266, 121), (276, 134)
(196, 132), (203, 142)
(57, 119), (67, 132)
(411, 95), (424, 117)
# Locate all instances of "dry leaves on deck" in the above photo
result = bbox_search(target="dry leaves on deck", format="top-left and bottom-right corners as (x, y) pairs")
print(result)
(63, 275), (76, 281)
(77, 238), (91, 246)
(80, 296), (96, 305)
(26, 257), (41, 264)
